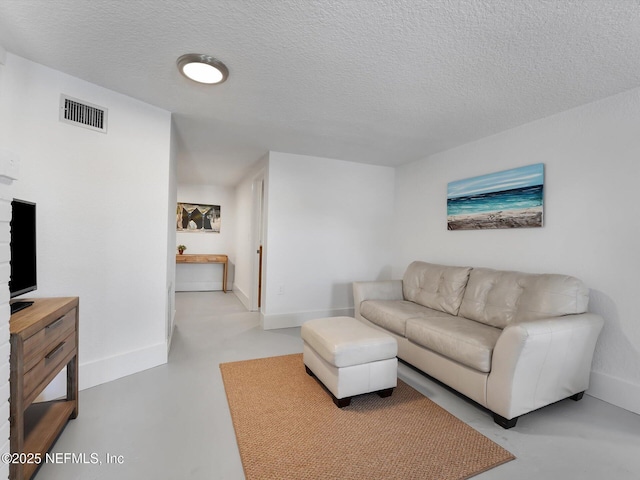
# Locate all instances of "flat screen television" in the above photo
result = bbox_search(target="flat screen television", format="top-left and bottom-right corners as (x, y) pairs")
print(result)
(10, 199), (37, 314)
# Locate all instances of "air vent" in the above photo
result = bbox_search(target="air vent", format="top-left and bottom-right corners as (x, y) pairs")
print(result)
(59, 95), (108, 133)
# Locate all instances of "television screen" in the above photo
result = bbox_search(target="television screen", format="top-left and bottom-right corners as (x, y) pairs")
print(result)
(10, 199), (37, 308)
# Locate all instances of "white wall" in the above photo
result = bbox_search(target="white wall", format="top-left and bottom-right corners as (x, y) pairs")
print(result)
(0, 44), (10, 479)
(262, 152), (395, 329)
(393, 87), (640, 414)
(175, 183), (236, 291)
(0, 54), (172, 391)
(0, 51), (15, 475)
(0, 172), (12, 480)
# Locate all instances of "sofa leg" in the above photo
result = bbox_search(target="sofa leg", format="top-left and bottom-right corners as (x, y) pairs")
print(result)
(305, 365), (315, 377)
(570, 391), (585, 401)
(493, 413), (518, 429)
(333, 396), (351, 408)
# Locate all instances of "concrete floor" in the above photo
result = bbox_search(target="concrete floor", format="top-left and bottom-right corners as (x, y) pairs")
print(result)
(37, 291), (640, 479)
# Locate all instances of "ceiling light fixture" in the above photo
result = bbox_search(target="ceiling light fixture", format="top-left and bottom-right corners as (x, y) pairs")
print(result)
(177, 54), (229, 85)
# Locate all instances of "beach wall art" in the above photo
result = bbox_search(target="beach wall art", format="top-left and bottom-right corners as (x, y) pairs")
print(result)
(447, 163), (544, 230)
(177, 202), (221, 233)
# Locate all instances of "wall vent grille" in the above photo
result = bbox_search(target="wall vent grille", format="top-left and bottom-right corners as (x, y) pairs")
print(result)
(59, 95), (108, 133)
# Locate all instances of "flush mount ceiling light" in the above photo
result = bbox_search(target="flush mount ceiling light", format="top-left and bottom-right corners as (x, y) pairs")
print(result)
(177, 54), (229, 85)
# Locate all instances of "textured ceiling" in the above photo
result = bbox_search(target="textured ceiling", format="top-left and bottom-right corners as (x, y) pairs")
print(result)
(1, 1), (640, 186)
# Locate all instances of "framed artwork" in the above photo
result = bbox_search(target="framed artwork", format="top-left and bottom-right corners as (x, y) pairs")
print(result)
(447, 163), (544, 230)
(177, 202), (221, 233)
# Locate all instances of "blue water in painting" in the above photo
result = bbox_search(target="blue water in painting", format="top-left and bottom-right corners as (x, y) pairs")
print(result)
(447, 185), (543, 216)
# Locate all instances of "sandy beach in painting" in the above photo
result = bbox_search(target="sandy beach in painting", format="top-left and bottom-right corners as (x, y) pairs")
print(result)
(447, 206), (543, 230)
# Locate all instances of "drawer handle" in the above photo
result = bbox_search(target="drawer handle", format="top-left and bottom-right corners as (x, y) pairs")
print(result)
(45, 342), (65, 361)
(46, 317), (64, 330)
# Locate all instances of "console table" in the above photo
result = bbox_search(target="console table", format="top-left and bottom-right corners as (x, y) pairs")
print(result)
(176, 254), (228, 293)
(10, 297), (79, 480)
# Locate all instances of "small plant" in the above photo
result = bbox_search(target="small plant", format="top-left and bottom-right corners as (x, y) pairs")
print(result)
(177, 245), (187, 254)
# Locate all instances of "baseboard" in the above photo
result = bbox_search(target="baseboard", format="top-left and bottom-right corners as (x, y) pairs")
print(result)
(79, 342), (168, 391)
(175, 281), (225, 292)
(167, 321), (176, 354)
(261, 307), (354, 330)
(36, 342), (168, 401)
(588, 370), (640, 415)
(233, 284), (252, 310)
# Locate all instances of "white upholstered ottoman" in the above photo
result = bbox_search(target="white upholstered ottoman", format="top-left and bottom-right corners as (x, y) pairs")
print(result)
(301, 316), (398, 407)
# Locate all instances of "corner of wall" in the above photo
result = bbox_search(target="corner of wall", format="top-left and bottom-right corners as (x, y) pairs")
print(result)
(233, 284), (252, 311)
(588, 371), (640, 415)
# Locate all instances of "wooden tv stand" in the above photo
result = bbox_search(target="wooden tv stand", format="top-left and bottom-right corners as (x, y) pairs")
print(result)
(9, 297), (79, 480)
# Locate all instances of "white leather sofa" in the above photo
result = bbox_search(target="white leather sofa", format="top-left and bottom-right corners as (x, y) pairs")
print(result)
(353, 261), (604, 428)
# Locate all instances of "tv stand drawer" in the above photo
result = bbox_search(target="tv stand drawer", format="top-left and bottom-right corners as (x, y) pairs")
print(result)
(22, 308), (76, 372)
(23, 331), (76, 405)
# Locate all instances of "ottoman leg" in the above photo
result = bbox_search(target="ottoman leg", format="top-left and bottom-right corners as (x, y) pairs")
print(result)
(305, 364), (351, 407)
(377, 388), (394, 398)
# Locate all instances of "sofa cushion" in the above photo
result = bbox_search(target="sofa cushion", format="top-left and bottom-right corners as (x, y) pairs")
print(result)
(458, 268), (590, 328)
(402, 261), (472, 315)
(360, 300), (452, 336)
(406, 316), (502, 373)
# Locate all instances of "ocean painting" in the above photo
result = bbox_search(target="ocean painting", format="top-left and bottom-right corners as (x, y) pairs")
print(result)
(447, 164), (544, 230)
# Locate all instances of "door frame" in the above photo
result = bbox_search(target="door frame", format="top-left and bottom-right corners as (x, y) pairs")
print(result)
(250, 173), (265, 311)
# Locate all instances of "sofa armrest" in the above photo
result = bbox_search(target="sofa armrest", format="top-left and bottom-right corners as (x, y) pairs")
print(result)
(486, 312), (604, 420)
(353, 280), (403, 321)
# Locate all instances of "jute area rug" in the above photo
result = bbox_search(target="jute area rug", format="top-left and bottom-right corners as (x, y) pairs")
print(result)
(220, 354), (514, 480)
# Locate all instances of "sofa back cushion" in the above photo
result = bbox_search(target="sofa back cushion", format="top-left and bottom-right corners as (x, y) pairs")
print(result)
(403, 261), (472, 315)
(458, 268), (590, 328)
